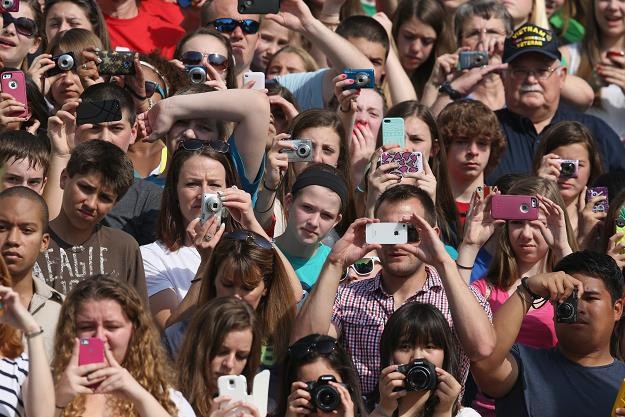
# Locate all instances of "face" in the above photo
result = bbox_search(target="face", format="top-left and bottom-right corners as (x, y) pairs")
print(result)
(286, 185), (342, 245)
(207, 0), (259, 72)
(556, 273), (623, 354)
(45, 2), (93, 43)
(60, 171), (118, 230)
(446, 137), (491, 182)
(211, 328), (253, 379)
(214, 270), (267, 310)
(75, 110), (137, 152)
(595, 0), (625, 39)
(0, 6), (41, 68)
(75, 298), (134, 364)
(180, 34), (230, 81)
(292, 126), (341, 175)
(459, 15), (507, 53)
(354, 89), (384, 139)
(297, 357), (342, 385)
(346, 36), (387, 84)
(0, 196), (49, 278)
(552, 143), (591, 204)
(507, 210), (550, 265)
(503, 53), (566, 117)
(50, 68), (84, 105)
(545, 0), (565, 18)
(403, 116), (435, 160)
(166, 119), (220, 154)
(253, 19), (290, 71)
(1, 157), (47, 193)
(176, 155), (227, 226)
(391, 340), (445, 368)
(266, 52), (307, 80)
(396, 17), (436, 72)
(501, 0), (533, 26)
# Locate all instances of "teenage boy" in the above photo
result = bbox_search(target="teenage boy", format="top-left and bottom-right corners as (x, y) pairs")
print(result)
(275, 164), (346, 290)
(0, 131), (50, 194)
(33, 141), (147, 302)
(0, 186), (63, 359)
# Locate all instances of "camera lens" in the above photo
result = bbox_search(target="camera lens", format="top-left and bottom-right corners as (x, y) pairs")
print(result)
(7, 80), (17, 89)
(58, 54), (74, 71)
(561, 163), (573, 175)
(356, 73), (369, 87)
(407, 368), (431, 390)
(557, 303), (574, 320)
(520, 204), (529, 213)
(315, 386), (340, 412)
(2, 0), (13, 9)
(296, 143), (311, 158)
(188, 67), (207, 84)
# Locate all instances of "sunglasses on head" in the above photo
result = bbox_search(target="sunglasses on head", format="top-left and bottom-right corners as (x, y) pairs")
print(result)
(225, 230), (273, 250)
(1, 12), (37, 37)
(144, 80), (167, 99)
(177, 138), (230, 154)
(288, 339), (338, 361)
(340, 256), (380, 281)
(210, 18), (260, 34)
(181, 51), (229, 72)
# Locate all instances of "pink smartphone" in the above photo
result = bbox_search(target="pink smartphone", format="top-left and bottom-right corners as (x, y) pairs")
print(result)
(491, 195), (539, 220)
(78, 338), (105, 366)
(379, 151), (423, 176)
(0, 71), (27, 118)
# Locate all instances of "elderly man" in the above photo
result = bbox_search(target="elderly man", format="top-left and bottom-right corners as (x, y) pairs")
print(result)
(486, 23), (625, 183)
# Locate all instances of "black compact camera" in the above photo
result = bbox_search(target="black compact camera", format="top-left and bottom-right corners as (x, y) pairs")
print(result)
(343, 68), (375, 90)
(185, 65), (207, 84)
(47, 52), (75, 77)
(397, 359), (437, 391)
(556, 289), (578, 323)
(306, 375), (341, 412)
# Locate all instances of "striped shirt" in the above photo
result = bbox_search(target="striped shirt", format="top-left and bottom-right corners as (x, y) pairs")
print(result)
(0, 354), (28, 417)
(332, 265), (492, 396)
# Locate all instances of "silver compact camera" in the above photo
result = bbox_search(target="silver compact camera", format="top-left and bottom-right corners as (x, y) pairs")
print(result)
(185, 65), (207, 84)
(200, 193), (223, 223)
(282, 139), (313, 162)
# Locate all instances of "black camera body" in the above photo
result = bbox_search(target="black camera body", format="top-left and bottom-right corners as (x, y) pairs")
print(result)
(556, 289), (578, 323)
(343, 68), (375, 90)
(47, 52), (75, 77)
(185, 65), (207, 84)
(397, 359), (437, 391)
(306, 375), (341, 412)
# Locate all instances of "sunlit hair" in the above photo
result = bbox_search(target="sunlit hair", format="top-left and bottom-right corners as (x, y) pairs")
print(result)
(266, 46), (318, 75)
(198, 232), (296, 361)
(379, 302), (460, 417)
(486, 177), (579, 290)
(0, 255), (22, 359)
(51, 275), (178, 417)
(177, 297), (262, 417)
(157, 147), (241, 251)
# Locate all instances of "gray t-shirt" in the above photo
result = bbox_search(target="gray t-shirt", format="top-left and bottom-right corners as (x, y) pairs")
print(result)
(496, 344), (625, 417)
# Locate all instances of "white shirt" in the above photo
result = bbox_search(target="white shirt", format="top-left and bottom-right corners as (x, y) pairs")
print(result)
(141, 241), (201, 300)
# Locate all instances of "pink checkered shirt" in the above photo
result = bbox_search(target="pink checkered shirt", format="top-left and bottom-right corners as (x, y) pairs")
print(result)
(331, 265), (492, 396)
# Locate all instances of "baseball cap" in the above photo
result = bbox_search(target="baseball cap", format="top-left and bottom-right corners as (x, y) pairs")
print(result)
(503, 23), (561, 64)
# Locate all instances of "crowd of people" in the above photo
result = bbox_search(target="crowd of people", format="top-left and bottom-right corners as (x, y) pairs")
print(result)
(2, 0), (625, 416)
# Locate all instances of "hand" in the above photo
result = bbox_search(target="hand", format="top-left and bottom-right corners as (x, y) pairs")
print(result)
(331, 381), (355, 417)
(365, 146), (402, 212)
(201, 57), (228, 91)
(333, 73), (359, 113)
(615, 407), (625, 417)
(536, 153), (561, 183)
(265, 0), (316, 33)
(265, 133), (292, 189)
(55, 338), (107, 407)
(377, 365), (406, 415)
(286, 381), (312, 417)
(27, 53), (56, 94)
(448, 62), (508, 96)
(525, 271), (583, 303)
(371, 12), (392, 39)
(90, 343), (146, 400)
(0, 286), (38, 332)
(350, 121), (376, 178)
(213, 399), (261, 417)
(535, 194), (571, 257)
(78, 49), (104, 88)
(394, 213), (450, 267)
(607, 233), (625, 269)
(596, 53), (625, 93)
(0, 92), (27, 128)
(47, 99), (81, 157)
(268, 95), (299, 123)
(462, 190), (503, 247)
(121, 54), (148, 107)
(220, 186), (256, 229)
(433, 368), (461, 414)
(143, 97), (177, 142)
(428, 53), (458, 87)
(186, 215), (225, 262)
(577, 186), (607, 247)
(401, 158), (437, 203)
(327, 218), (381, 268)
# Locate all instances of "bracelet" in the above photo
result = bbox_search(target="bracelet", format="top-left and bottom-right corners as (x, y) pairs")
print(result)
(520, 276), (542, 300)
(262, 180), (279, 192)
(455, 261), (474, 270)
(25, 326), (43, 339)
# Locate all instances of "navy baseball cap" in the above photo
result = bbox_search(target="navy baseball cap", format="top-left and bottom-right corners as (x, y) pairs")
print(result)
(503, 23), (561, 64)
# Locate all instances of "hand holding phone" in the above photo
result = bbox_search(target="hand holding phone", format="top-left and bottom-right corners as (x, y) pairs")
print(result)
(78, 337), (105, 366)
(612, 378), (625, 417)
(491, 195), (539, 220)
(244, 71), (265, 90)
(586, 187), (609, 213)
(365, 223), (418, 244)
(0, 71), (27, 118)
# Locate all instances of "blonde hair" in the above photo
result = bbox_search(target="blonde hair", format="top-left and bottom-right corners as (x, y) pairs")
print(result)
(51, 275), (178, 417)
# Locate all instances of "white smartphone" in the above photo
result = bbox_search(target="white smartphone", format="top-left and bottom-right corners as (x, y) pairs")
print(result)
(366, 223), (418, 245)
(218, 375), (248, 408)
(244, 71), (265, 90)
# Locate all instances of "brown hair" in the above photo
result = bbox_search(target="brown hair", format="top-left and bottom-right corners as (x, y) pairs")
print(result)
(437, 100), (507, 174)
(266, 46), (318, 75)
(43, 0), (110, 50)
(45, 27), (102, 63)
(0, 130), (51, 177)
(177, 297), (262, 416)
(0, 256), (23, 359)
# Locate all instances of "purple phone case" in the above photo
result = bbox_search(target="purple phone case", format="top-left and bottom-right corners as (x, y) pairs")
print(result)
(379, 151), (423, 176)
(491, 195), (539, 220)
(586, 187), (609, 213)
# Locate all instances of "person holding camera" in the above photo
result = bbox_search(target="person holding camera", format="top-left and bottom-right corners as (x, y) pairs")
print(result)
(282, 334), (366, 417)
(373, 302), (480, 417)
(471, 250), (625, 417)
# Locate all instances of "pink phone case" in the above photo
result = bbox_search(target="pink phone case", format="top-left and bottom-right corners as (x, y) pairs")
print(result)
(78, 338), (105, 366)
(491, 195), (539, 220)
(379, 151), (423, 175)
(0, 71), (27, 118)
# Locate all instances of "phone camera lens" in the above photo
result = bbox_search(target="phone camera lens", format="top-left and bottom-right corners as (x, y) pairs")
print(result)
(7, 80), (17, 89)
(520, 204), (529, 213)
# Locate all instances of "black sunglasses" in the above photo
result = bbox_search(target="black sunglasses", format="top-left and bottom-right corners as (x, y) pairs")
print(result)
(177, 138), (230, 154)
(224, 230), (273, 250)
(210, 18), (260, 34)
(144, 80), (167, 99)
(288, 339), (338, 360)
(1, 12), (36, 37)
(181, 51), (229, 72)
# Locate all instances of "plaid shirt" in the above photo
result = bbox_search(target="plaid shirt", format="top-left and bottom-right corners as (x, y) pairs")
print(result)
(332, 265), (492, 396)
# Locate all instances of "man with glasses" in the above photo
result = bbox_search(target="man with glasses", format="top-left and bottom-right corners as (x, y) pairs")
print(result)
(486, 23), (625, 183)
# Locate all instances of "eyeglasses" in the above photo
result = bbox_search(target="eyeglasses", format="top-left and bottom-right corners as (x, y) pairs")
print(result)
(177, 138), (230, 154)
(144, 80), (167, 99)
(210, 18), (260, 35)
(288, 339), (338, 360)
(181, 51), (229, 72)
(340, 256), (380, 281)
(225, 230), (273, 250)
(1, 12), (37, 37)
(507, 65), (561, 80)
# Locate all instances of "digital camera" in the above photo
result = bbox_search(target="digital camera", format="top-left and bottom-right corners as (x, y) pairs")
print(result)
(185, 65), (207, 84)
(0, 0), (18, 13)
(282, 139), (313, 162)
(47, 52), (75, 77)
(458, 51), (489, 70)
(200, 193), (223, 223)
(342, 68), (375, 90)
(556, 289), (578, 323)
(558, 159), (579, 178)
(397, 359), (437, 391)
(306, 375), (341, 412)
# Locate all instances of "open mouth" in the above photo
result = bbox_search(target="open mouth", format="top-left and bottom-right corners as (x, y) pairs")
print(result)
(0, 38), (16, 47)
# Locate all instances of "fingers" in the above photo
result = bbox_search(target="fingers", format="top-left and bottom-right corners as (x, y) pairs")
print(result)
(70, 338), (81, 366)
(103, 342), (120, 367)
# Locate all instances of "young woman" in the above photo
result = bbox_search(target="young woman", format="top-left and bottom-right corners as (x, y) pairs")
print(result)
(43, 0), (110, 50)
(282, 334), (366, 417)
(372, 302), (480, 417)
(51, 275), (195, 417)
(0, 0), (43, 71)
(266, 46), (319, 80)
(533, 121), (605, 248)
(177, 297), (262, 417)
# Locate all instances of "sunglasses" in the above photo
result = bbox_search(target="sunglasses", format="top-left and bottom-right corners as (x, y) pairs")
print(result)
(1, 12), (37, 37)
(225, 230), (273, 250)
(144, 80), (167, 99)
(177, 138), (230, 154)
(340, 256), (380, 281)
(210, 18), (260, 35)
(288, 339), (338, 361)
(181, 51), (229, 72)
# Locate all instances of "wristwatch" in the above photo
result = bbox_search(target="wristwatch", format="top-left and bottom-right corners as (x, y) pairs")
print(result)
(520, 276), (542, 301)
(438, 81), (463, 100)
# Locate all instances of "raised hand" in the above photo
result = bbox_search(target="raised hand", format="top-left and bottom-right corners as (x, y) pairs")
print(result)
(327, 218), (381, 269)
(27, 53), (56, 94)
(536, 153), (561, 183)
(186, 215), (225, 262)
(47, 99), (80, 157)
(91, 343), (146, 400)
(534, 194), (572, 258)
(377, 365), (406, 416)
(525, 271), (583, 303)
(264, 133), (293, 190)
(578, 186), (607, 249)
(0, 92), (28, 128)
(285, 381), (312, 417)
(433, 368), (461, 415)
(333, 73), (360, 113)
(401, 157), (437, 203)
(607, 233), (625, 269)
(395, 212), (450, 267)
(461, 189), (503, 247)
(265, 0), (316, 33)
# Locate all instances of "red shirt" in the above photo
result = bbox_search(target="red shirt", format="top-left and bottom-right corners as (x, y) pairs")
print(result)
(105, 0), (185, 59)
